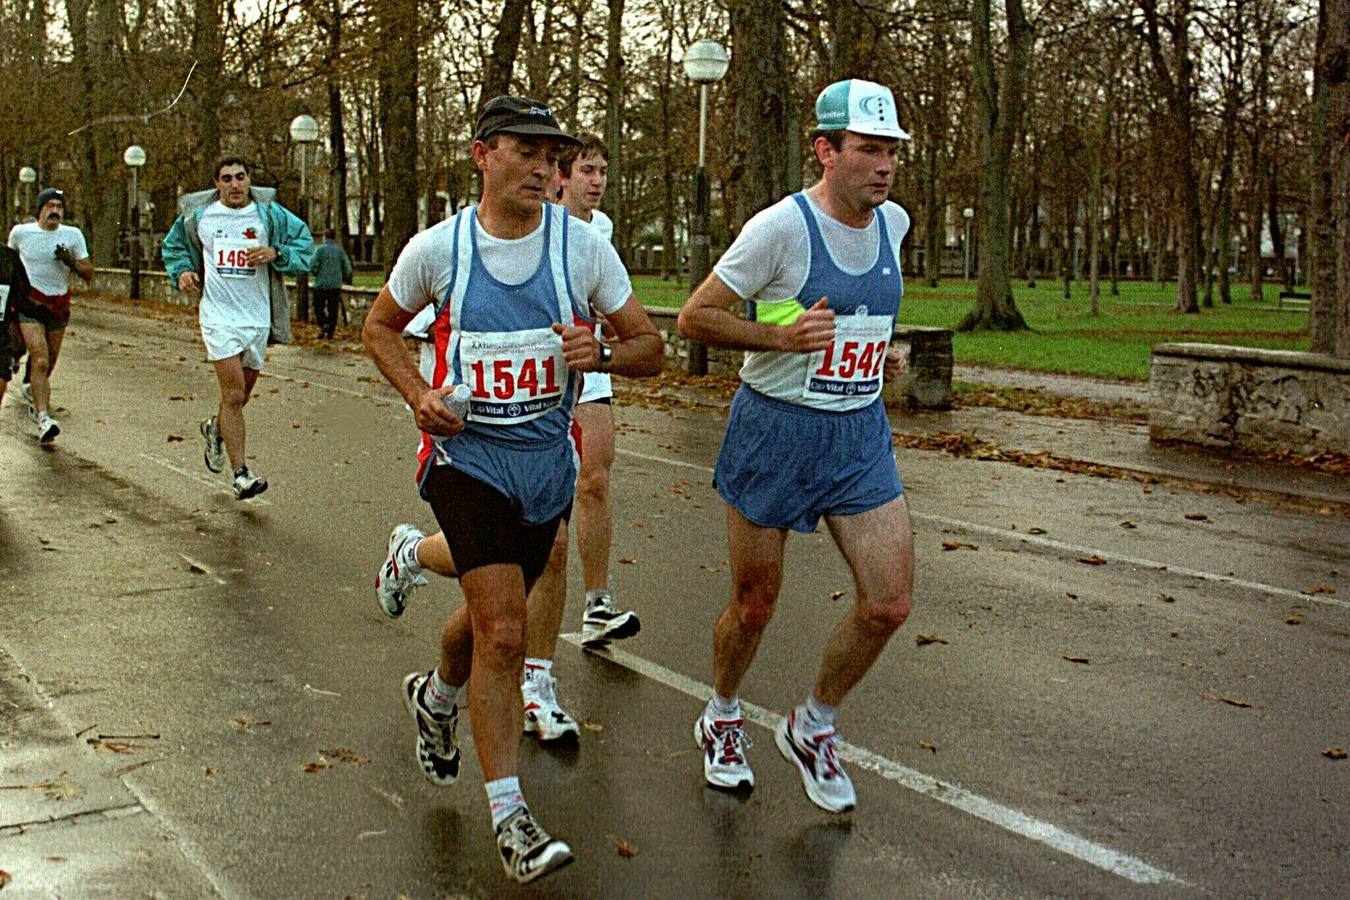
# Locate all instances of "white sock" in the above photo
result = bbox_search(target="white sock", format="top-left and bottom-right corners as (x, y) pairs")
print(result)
(585, 588), (609, 606)
(486, 776), (526, 829)
(396, 535), (423, 573)
(423, 669), (459, 714)
(708, 692), (740, 720)
(801, 694), (837, 733)
(522, 658), (552, 687)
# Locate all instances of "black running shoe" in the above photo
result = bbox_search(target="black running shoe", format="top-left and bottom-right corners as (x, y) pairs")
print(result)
(401, 671), (460, 785)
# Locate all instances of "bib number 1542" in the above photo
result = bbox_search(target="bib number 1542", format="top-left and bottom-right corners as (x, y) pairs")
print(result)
(813, 339), (888, 380)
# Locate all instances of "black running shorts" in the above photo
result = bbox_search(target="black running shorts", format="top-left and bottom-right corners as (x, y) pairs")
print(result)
(422, 463), (570, 585)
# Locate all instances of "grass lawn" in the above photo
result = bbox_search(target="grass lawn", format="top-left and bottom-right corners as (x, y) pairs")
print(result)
(356, 270), (1309, 382)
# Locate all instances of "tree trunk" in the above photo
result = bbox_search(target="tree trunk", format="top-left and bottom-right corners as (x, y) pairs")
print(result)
(657, 17), (676, 280)
(1265, 159), (1289, 289)
(959, 0), (1030, 332)
(378, 0), (417, 274)
(727, 0), (791, 234)
(192, 0), (222, 181)
(826, 0), (863, 81)
(1310, 0), (1338, 353)
(603, 0), (626, 260)
(1247, 151), (1265, 302)
(325, 0), (351, 241)
(1328, 0), (1350, 356)
(477, 0), (528, 112)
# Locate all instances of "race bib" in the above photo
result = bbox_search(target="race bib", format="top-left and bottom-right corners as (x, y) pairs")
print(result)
(214, 238), (258, 279)
(803, 314), (893, 401)
(0, 284), (9, 319)
(459, 327), (566, 425)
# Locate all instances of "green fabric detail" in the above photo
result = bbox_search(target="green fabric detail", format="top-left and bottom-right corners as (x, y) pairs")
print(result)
(755, 298), (805, 326)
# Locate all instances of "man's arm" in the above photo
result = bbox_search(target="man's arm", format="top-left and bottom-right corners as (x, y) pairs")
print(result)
(161, 216), (200, 292)
(553, 295), (664, 376)
(677, 273), (835, 354)
(362, 286), (463, 436)
(265, 205), (315, 276)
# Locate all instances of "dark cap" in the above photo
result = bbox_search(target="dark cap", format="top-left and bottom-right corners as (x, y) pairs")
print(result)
(36, 188), (66, 217)
(473, 96), (579, 146)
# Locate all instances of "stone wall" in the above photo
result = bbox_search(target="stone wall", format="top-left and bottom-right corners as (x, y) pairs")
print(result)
(80, 269), (953, 409)
(1149, 343), (1350, 454)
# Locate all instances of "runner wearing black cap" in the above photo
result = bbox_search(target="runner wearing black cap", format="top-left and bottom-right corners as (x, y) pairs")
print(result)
(363, 95), (663, 884)
(6, 188), (93, 442)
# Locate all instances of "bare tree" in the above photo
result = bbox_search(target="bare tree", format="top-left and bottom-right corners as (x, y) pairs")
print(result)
(959, 0), (1030, 331)
(603, 0), (627, 259)
(378, 0), (417, 272)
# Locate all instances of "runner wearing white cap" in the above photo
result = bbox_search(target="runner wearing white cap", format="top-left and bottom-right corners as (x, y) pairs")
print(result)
(678, 78), (915, 813)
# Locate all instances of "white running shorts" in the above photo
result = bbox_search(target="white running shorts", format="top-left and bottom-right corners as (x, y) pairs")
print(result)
(578, 371), (613, 404)
(201, 324), (268, 370)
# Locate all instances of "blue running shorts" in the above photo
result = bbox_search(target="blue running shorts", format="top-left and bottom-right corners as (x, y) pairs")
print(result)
(714, 386), (902, 533)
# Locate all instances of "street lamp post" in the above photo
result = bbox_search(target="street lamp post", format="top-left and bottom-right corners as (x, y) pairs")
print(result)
(289, 114), (320, 322)
(18, 166), (36, 220)
(963, 207), (975, 282)
(682, 39), (730, 375)
(123, 145), (147, 300)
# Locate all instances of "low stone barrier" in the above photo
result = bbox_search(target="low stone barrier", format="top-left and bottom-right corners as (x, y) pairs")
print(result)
(80, 269), (953, 409)
(1149, 342), (1350, 455)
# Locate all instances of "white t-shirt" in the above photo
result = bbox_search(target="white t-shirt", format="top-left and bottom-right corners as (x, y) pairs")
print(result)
(7, 223), (89, 296)
(586, 209), (614, 243)
(389, 209), (632, 320)
(198, 202), (271, 328)
(713, 193), (910, 407)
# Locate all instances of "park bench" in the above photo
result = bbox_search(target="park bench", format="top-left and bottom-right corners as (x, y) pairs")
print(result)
(1278, 289), (1311, 309)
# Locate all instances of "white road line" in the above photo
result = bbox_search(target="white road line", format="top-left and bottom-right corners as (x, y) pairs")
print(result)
(613, 447), (1347, 611)
(137, 453), (273, 507)
(561, 633), (1184, 886)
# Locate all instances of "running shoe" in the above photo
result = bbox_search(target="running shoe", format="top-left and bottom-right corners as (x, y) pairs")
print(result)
(495, 807), (573, 884)
(522, 671), (580, 741)
(20, 382), (34, 421)
(694, 711), (754, 790)
(401, 671), (460, 786)
(580, 591), (641, 647)
(232, 466), (268, 500)
(36, 412), (59, 443)
(775, 709), (856, 813)
(375, 524), (426, 618)
(200, 415), (226, 473)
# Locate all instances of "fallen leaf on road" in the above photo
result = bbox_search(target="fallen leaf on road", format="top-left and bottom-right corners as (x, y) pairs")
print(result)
(1201, 692), (1254, 708)
(1078, 555), (1107, 566)
(582, 719), (604, 732)
(87, 738), (143, 754)
(44, 773), (85, 801)
(1065, 592), (1078, 599)
(1284, 612), (1305, 625)
(231, 715), (271, 731)
(1119, 521), (1136, 529)
(1304, 585), (1337, 595)
(1062, 655), (1090, 664)
(0, 869), (10, 889)
(1026, 527), (1048, 535)
(302, 758), (333, 773)
(918, 740), (937, 753)
(168, 395), (192, 401)
(1184, 513), (1210, 522)
(1322, 747), (1347, 760)
(321, 748), (370, 766)
(618, 558), (636, 565)
(941, 541), (978, 551)
(1158, 593), (1176, 603)
(915, 634), (948, 646)
(166, 435), (184, 443)
(617, 838), (639, 858)
(204, 768), (215, 777)
(829, 590), (846, 601)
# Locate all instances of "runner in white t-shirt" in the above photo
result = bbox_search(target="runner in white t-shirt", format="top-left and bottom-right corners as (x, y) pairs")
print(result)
(162, 157), (315, 499)
(6, 188), (93, 442)
(678, 79), (916, 815)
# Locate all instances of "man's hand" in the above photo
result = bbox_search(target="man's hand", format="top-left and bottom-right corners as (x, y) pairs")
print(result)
(552, 322), (601, 372)
(779, 297), (835, 353)
(54, 244), (77, 269)
(245, 246), (278, 267)
(413, 384), (467, 437)
(178, 271), (202, 293)
(884, 342), (907, 381)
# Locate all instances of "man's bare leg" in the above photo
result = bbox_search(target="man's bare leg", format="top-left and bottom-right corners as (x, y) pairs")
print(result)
(212, 356), (251, 470)
(573, 402), (614, 594)
(712, 505), (788, 699)
(18, 322), (52, 415)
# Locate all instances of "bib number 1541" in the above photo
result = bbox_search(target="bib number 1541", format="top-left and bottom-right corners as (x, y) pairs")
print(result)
(469, 356), (560, 400)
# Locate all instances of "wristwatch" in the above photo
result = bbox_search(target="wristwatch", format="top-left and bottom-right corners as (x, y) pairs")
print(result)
(597, 341), (613, 372)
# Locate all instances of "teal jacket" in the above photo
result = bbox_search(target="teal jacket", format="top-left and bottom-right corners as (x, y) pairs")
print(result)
(309, 239), (352, 290)
(161, 186), (314, 344)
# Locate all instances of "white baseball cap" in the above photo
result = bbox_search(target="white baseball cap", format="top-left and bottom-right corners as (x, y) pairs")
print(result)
(814, 79), (911, 141)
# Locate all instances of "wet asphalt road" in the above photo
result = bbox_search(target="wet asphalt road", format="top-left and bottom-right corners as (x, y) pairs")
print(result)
(1, 301), (1347, 898)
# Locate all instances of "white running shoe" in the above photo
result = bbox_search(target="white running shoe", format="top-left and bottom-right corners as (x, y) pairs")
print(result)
(495, 807), (573, 884)
(522, 671), (579, 741)
(200, 416), (226, 473)
(775, 709), (856, 813)
(36, 412), (59, 443)
(580, 591), (641, 647)
(375, 524), (426, 618)
(20, 382), (35, 421)
(232, 466), (268, 500)
(401, 671), (460, 786)
(694, 711), (754, 790)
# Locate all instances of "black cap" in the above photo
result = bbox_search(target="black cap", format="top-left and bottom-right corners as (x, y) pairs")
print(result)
(473, 96), (579, 145)
(36, 188), (66, 217)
